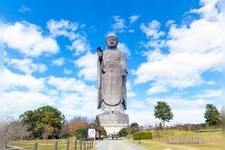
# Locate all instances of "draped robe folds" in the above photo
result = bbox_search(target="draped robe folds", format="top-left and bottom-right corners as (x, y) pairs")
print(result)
(97, 49), (127, 111)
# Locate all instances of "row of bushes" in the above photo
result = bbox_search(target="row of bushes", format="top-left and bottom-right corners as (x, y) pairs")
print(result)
(133, 132), (152, 140)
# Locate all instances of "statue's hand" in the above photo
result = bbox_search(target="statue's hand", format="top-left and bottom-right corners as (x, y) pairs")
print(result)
(97, 46), (103, 57)
(121, 68), (128, 75)
(97, 51), (103, 57)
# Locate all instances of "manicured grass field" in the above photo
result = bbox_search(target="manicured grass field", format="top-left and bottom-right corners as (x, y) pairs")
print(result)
(8, 130), (222, 150)
(129, 129), (222, 150)
(9, 138), (95, 150)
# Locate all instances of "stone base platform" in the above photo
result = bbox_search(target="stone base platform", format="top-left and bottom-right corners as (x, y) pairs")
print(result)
(98, 112), (129, 135)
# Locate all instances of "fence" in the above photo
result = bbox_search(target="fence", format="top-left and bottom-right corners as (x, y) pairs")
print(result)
(5, 138), (95, 150)
(167, 136), (203, 144)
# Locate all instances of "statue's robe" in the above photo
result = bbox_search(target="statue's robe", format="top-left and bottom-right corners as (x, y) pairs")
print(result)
(97, 49), (127, 111)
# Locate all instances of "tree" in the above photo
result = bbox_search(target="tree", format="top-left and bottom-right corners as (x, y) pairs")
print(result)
(157, 122), (163, 129)
(93, 116), (107, 136)
(59, 122), (70, 138)
(4, 115), (28, 142)
(67, 116), (88, 136)
(130, 122), (139, 133)
(88, 116), (107, 137)
(76, 128), (88, 140)
(118, 128), (128, 137)
(20, 105), (65, 139)
(204, 104), (222, 126)
(154, 101), (173, 128)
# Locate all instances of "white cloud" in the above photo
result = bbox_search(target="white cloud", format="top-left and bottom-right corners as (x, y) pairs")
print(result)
(47, 19), (78, 39)
(124, 95), (214, 125)
(4, 86), (98, 121)
(134, 0), (222, 95)
(129, 99), (146, 110)
(148, 96), (221, 125)
(134, 53), (193, 84)
(170, 108), (205, 124)
(128, 29), (135, 33)
(4, 91), (55, 113)
(0, 70), (3, 106)
(47, 19), (90, 55)
(4, 71), (98, 121)
(3, 17), (96, 119)
(6, 58), (47, 75)
(126, 99), (155, 125)
(47, 77), (79, 91)
(139, 20), (165, 51)
(4, 21), (59, 57)
(4, 69), (45, 92)
(52, 57), (65, 66)
(140, 20), (165, 39)
(117, 43), (131, 56)
(166, 20), (175, 27)
(190, 0), (221, 20)
(68, 38), (90, 55)
(141, 40), (165, 50)
(205, 81), (217, 85)
(167, 19), (222, 54)
(74, 52), (97, 81)
(129, 15), (140, 24)
(127, 91), (135, 98)
(111, 15), (140, 33)
(148, 97), (207, 110)
(135, 51), (221, 95)
(58, 92), (98, 119)
(195, 89), (222, 98)
(63, 69), (72, 75)
(0, 22), (3, 78)
(18, 5), (31, 13)
(45, 76), (98, 119)
(146, 83), (167, 95)
(111, 16), (126, 33)
(47, 76), (96, 96)
(4, 50), (8, 60)
(146, 96), (213, 125)
(126, 81), (136, 98)
(127, 110), (155, 125)
(4, 0), (222, 126)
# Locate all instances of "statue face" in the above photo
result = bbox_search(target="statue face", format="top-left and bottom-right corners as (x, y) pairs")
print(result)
(107, 36), (118, 49)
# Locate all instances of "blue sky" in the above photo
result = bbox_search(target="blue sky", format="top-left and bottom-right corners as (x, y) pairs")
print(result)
(3, 0), (222, 126)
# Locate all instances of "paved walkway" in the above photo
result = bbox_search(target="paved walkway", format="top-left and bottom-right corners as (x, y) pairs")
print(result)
(96, 139), (147, 150)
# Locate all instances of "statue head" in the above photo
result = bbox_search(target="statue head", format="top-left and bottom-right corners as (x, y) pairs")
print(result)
(106, 32), (118, 49)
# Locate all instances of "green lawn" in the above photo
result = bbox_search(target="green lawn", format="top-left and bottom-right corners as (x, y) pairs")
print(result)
(8, 138), (95, 150)
(129, 129), (222, 150)
(8, 130), (222, 150)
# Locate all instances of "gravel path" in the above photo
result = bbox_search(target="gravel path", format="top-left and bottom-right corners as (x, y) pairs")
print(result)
(96, 139), (147, 150)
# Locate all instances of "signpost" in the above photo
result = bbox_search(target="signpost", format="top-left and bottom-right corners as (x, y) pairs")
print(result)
(87, 128), (95, 139)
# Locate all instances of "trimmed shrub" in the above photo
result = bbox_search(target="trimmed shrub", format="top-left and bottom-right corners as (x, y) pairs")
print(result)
(133, 132), (152, 140)
(118, 128), (128, 137)
(76, 128), (87, 140)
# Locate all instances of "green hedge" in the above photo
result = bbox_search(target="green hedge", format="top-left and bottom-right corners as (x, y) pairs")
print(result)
(133, 132), (152, 140)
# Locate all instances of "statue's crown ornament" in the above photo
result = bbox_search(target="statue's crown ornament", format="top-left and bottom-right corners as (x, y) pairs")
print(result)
(107, 32), (117, 39)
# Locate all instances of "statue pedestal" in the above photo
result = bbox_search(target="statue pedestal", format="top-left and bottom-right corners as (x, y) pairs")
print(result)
(98, 112), (129, 135)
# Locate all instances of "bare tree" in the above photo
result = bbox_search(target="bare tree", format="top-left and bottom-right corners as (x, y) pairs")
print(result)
(4, 115), (28, 142)
(59, 122), (70, 138)
(42, 125), (54, 139)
